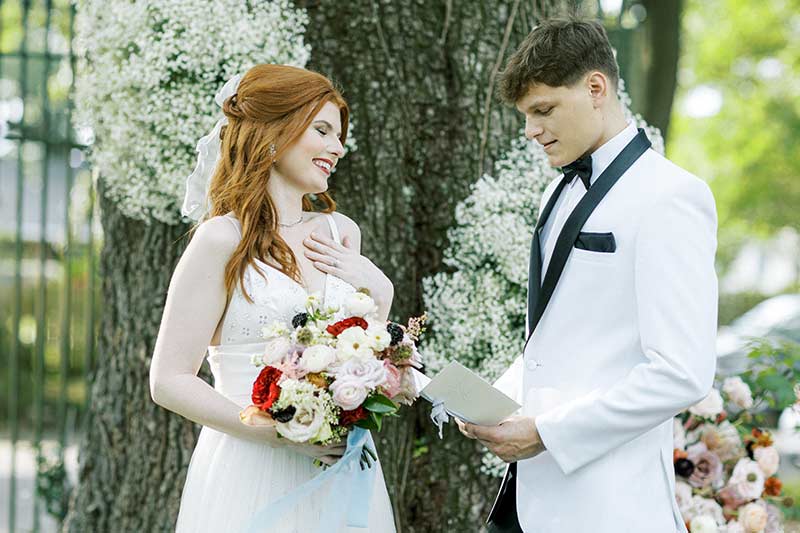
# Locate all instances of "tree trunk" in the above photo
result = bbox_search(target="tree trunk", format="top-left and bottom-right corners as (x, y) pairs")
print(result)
(298, 1), (563, 530)
(640, 0), (682, 138)
(63, 184), (196, 532)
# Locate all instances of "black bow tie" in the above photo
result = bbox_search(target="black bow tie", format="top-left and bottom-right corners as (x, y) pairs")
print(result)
(562, 156), (593, 190)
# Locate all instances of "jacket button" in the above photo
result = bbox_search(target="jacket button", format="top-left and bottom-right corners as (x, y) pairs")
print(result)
(526, 358), (540, 371)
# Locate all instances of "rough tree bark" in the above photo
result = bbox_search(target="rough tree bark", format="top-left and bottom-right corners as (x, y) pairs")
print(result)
(63, 184), (196, 532)
(298, 1), (563, 530)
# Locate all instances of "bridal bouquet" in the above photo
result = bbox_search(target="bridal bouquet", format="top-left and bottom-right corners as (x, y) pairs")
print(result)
(239, 290), (425, 445)
(674, 376), (789, 533)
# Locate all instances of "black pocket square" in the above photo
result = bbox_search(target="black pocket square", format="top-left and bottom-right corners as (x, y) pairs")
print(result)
(575, 231), (616, 253)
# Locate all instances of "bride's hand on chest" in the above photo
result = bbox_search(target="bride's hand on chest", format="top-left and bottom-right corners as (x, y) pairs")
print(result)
(301, 230), (393, 309)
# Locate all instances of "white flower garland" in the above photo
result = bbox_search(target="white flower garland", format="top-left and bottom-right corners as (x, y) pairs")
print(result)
(421, 81), (663, 476)
(74, 0), (311, 223)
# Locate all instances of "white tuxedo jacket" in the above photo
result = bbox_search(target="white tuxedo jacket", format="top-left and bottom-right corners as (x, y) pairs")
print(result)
(492, 129), (718, 533)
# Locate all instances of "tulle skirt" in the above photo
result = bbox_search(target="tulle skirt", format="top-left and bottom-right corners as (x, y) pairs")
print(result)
(174, 426), (396, 533)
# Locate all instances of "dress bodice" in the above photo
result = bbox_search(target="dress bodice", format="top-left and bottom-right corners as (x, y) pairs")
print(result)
(218, 212), (356, 344)
(207, 213), (357, 405)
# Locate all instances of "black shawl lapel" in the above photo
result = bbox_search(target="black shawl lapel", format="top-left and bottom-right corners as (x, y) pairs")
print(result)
(526, 178), (570, 338)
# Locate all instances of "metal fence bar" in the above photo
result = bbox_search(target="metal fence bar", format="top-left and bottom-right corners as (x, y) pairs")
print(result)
(58, 2), (77, 470)
(32, 1), (56, 529)
(9, 1), (34, 528)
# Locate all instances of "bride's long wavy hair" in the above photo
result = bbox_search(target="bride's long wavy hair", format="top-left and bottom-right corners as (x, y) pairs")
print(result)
(206, 64), (349, 303)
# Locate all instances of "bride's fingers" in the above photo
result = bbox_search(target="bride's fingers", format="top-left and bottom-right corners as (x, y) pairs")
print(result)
(303, 240), (338, 259)
(307, 233), (348, 254)
(303, 249), (338, 266)
(310, 260), (345, 277)
(326, 444), (347, 454)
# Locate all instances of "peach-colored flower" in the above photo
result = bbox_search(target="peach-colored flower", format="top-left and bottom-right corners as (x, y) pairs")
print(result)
(738, 502), (767, 533)
(753, 446), (779, 477)
(239, 405), (276, 426)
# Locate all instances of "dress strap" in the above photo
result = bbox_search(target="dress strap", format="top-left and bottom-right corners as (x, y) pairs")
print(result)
(324, 213), (341, 244)
(222, 212), (242, 238)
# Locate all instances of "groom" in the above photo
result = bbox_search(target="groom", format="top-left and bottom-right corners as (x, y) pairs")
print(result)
(459, 18), (718, 533)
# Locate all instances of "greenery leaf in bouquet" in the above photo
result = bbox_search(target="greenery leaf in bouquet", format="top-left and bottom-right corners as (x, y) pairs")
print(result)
(363, 393), (399, 414)
(356, 412), (384, 432)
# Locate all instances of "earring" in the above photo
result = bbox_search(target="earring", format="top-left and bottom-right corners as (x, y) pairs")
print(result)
(269, 144), (277, 157)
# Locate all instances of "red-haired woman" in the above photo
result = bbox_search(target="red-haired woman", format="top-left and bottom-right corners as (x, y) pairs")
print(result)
(150, 65), (396, 532)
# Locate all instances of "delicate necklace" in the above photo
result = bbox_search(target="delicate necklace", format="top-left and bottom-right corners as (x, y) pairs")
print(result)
(278, 214), (305, 228)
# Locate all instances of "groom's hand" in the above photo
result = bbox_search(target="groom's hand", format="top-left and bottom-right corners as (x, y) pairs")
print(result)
(458, 416), (546, 463)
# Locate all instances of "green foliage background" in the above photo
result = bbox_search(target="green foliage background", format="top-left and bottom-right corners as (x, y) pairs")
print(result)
(669, 0), (800, 263)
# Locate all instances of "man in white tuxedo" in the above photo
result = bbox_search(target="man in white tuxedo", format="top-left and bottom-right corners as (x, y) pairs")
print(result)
(458, 18), (718, 533)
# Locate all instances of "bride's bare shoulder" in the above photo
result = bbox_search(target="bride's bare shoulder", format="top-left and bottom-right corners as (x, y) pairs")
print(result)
(330, 211), (361, 239)
(187, 215), (241, 259)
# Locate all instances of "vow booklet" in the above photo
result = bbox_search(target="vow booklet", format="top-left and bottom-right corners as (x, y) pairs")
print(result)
(419, 361), (521, 426)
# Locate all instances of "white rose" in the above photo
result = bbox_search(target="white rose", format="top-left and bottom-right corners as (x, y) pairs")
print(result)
(336, 326), (373, 362)
(691, 515), (719, 533)
(674, 417), (687, 450)
(336, 357), (387, 389)
(690, 389), (724, 419)
(722, 377), (753, 410)
(753, 446), (779, 477)
(262, 336), (292, 365)
(683, 496), (725, 526)
(299, 344), (337, 374)
(250, 353), (265, 367)
(261, 321), (290, 340)
(723, 522), (745, 533)
(276, 396), (327, 443)
(330, 376), (369, 410)
(344, 292), (378, 317)
(675, 480), (693, 516)
(366, 325), (392, 352)
(737, 502), (767, 533)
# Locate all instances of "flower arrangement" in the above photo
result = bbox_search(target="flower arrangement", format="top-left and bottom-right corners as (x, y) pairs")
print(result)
(674, 375), (792, 532)
(239, 290), (425, 445)
(74, 0), (310, 223)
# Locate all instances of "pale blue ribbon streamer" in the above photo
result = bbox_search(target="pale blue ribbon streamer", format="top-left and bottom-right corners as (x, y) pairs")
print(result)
(430, 399), (449, 439)
(242, 427), (377, 533)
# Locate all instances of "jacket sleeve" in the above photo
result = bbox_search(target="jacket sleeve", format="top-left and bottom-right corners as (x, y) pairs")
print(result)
(534, 178), (719, 475)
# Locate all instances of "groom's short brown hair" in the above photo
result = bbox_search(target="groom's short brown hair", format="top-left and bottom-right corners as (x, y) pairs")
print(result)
(498, 17), (619, 105)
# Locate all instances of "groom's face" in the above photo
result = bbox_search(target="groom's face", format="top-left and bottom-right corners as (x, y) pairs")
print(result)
(516, 76), (603, 167)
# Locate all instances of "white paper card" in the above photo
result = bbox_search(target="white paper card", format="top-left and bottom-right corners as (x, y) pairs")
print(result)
(420, 361), (521, 426)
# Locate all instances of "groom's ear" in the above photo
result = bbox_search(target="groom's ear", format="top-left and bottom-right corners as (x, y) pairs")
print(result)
(586, 71), (611, 108)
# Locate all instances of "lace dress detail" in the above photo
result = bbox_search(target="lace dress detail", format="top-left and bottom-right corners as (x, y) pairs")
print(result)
(174, 213), (395, 533)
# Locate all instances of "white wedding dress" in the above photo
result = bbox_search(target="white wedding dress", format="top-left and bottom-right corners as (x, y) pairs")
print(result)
(175, 213), (396, 533)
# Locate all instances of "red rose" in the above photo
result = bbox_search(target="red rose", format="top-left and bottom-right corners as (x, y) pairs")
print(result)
(252, 366), (283, 411)
(340, 406), (368, 426)
(326, 317), (368, 337)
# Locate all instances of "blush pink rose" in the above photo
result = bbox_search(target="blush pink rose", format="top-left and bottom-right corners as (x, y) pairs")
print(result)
(382, 360), (402, 398)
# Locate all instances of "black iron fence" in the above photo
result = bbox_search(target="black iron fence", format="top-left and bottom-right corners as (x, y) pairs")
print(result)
(1, 0), (100, 531)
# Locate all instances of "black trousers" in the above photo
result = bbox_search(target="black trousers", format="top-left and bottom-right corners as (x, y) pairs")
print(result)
(486, 463), (524, 533)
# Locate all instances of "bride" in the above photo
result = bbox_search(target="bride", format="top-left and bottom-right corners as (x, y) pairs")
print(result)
(149, 64), (397, 532)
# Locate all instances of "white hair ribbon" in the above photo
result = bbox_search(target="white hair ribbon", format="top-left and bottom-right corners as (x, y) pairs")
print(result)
(181, 73), (242, 221)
